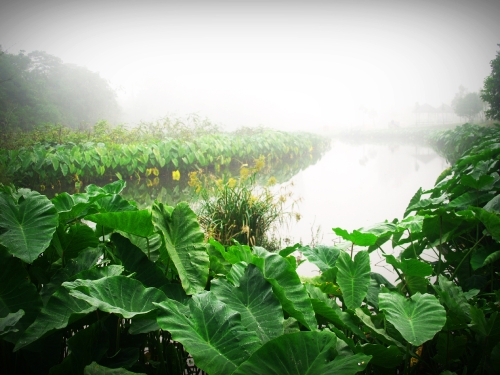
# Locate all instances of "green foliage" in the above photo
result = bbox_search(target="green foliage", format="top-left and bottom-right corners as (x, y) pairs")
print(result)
(481, 45), (500, 120)
(2, 122), (500, 374)
(451, 89), (484, 123)
(190, 157), (298, 248)
(0, 48), (120, 131)
(0, 126), (331, 192)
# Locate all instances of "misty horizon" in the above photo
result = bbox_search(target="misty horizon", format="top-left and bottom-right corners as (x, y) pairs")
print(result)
(1, 0), (499, 131)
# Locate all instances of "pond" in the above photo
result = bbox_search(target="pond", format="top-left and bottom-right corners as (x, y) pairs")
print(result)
(273, 139), (449, 278)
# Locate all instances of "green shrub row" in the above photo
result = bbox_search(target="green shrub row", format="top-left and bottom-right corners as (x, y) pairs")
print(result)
(0, 129), (330, 187)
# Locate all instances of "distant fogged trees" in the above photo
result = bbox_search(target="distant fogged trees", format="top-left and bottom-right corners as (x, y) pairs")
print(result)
(0, 48), (120, 131)
(481, 45), (500, 121)
(452, 86), (484, 123)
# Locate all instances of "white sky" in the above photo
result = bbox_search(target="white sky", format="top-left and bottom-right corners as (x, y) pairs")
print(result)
(1, 0), (499, 130)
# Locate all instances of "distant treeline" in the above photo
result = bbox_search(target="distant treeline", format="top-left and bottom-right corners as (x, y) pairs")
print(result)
(0, 47), (120, 131)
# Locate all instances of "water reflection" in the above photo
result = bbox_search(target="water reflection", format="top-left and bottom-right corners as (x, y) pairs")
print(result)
(277, 140), (448, 279)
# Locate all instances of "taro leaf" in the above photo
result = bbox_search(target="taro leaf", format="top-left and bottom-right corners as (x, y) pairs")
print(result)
(397, 215), (424, 233)
(299, 244), (340, 272)
(461, 173), (495, 190)
(378, 292), (446, 346)
(448, 191), (494, 209)
(0, 310), (24, 336)
(251, 247), (317, 331)
(336, 251), (371, 310)
(86, 180), (126, 195)
(154, 292), (261, 375)
(52, 222), (99, 260)
(473, 207), (500, 242)
(366, 272), (397, 309)
(469, 306), (500, 338)
(111, 233), (166, 288)
(40, 247), (106, 303)
(227, 262), (247, 287)
(152, 201), (209, 295)
(332, 227), (377, 246)
(211, 264), (283, 344)
(51, 192), (75, 215)
(86, 210), (154, 238)
(63, 276), (166, 319)
(401, 258), (433, 277)
(484, 194), (500, 214)
(118, 231), (162, 262)
(306, 284), (366, 339)
(279, 243), (301, 257)
(406, 193), (448, 214)
(422, 213), (464, 246)
(15, 287), (95, 351)
(404, 188), (423, 217)
(404, 275), (429, 295)
(354, 308), (406, 350)
(434, 275), (471, 325)
(222, 242), (254, 264)
(95, 194), (137, 213)
(0, 188), (58, 263)
(84, 362), (147, 375)
(0, 248), (42, 343)
(359, 344), (403, 368)
(233, 331), (371, 375)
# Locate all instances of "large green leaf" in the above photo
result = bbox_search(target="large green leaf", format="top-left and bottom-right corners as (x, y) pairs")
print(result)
(378, 292), (446, 346)
(15, 286), (95, 351)
(306, 284), (366, 339)
(336, 251), (371, 310)
(354, 308), (405, 349)
(473, 207), (500, 242)
(359, 343), (404, 368)
(0, 188), (58, 263)
(0, 310), (24, 336)
(251, 247), (317, 330)
(211, 264), (283, 344)
(434, 275), (471, 326)
(332, 227), (377, 246)
(154, 291), (261, 375)
(299, 244), (340, 272)
(0, 247), (42, 343)
(111, 233), (166, 288)
(233, 331), (371, 375)
(63, 276), (167, 319)
(86, 210), (154, 238)
(51, 222), (99, 260)
(152, 201), (209, 295)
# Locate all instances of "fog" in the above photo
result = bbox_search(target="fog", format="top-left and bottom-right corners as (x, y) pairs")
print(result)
(1, 0), (500, 131)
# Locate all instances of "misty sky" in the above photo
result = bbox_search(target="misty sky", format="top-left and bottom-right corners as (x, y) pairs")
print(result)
(1, 0), (499, 130)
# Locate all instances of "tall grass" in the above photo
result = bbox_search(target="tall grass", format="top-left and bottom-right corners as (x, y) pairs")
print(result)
(189, 156), (298, 249)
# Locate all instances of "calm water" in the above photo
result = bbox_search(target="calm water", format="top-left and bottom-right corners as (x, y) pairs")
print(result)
(274, 139), (449, 278)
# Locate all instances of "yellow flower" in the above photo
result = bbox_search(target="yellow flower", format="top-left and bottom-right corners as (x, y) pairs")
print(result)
(240, 167), (250, 180)
(254, 156), (265, 171)
(172, 170), (180, 181)
(267, 176), (277, 186)
(228, 178), (237, 188)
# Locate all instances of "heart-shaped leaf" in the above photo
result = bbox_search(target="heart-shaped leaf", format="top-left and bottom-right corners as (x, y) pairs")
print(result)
(152, 201), (209, 295)
(233, 331), (371, 375)
(0, 188), (58, 263)
(336, 251), (371, 310)
(154, 291), (261, 375)
(64, 276), (166, 318)
(378, 292), (446, 346)
(211, 264), (283, 344)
